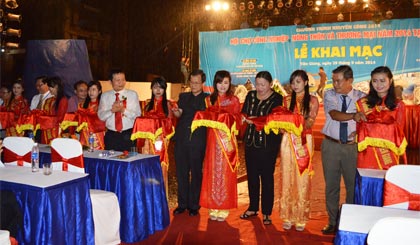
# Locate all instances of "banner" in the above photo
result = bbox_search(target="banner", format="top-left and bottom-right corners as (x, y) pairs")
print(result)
(199, 18), (420, 95)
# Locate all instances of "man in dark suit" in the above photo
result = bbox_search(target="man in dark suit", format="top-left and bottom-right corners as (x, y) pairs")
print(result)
(172, 69), (208, 216)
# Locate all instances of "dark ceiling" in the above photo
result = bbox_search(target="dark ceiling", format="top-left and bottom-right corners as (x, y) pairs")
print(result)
(1, 0), (419, 84)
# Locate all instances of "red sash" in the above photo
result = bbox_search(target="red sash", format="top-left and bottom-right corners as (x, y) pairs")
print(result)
(192, 108), (239, 171)
(289, 133), (312, 175)
(0, 112), (15, 128)
(3, 148), (31, 166)
(51, 148), (84, 171)
(357, 100), (407, 155)
(384, 180), (420, 211)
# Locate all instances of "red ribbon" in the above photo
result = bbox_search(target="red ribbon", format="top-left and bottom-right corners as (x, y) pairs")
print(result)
(0, 112), (15, 128)
(131, 116), (174, 140)
(384, 180), (420, 211)
(75, 109), (106, 132)
(51, 148), (84, 171)
(3, 148), (31, 166)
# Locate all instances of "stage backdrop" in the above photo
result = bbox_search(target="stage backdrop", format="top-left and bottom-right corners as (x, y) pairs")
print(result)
(23, 40), (93, 99)
(199, 18), (420, 89)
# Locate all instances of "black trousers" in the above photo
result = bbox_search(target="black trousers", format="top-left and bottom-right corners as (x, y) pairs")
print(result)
(104, 129), (135, 151)
(244, 145), (279, 215)
(174, 140), (206, 211)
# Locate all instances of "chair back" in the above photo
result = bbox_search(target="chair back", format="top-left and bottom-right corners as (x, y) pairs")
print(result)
(367, 217), (420, 245)
(2, 137), (33, 167)
(51, 138), (85, 173)
(383, 165), (420, 210)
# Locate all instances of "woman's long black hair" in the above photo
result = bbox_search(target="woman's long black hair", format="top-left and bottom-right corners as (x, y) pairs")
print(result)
(209, 70), (232, 105)
(83, 80), (102, 109)
(366, 66), (397, 110)
(46, 76), (65, 111)
(145, 76), (169, 116)
(288, 70), (310, 118)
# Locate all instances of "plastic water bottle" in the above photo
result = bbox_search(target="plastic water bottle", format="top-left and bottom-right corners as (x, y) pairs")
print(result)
(31, 143), (39, 172)
(28, 131), (34, 142)
(88, 132), (95, 152)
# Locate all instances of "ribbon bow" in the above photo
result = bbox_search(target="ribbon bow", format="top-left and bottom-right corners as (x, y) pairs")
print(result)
(3, 148), (32, 166)
(51, 148), (84, 172)
(384, 180), (420, 211)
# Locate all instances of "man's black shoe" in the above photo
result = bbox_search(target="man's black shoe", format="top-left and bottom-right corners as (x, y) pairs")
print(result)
(321, 224), (336, 235)
(173, 207), (186, 215)
(188, 209), (199, 216)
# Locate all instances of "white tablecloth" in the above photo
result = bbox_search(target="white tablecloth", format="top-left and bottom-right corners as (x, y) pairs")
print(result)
(0, 165), (88, 188)
(335, 204), (420, 245)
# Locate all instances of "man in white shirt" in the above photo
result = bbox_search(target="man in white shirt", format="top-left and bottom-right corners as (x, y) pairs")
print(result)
(30, 76), (52, 110)
(98, 69), (141, 151)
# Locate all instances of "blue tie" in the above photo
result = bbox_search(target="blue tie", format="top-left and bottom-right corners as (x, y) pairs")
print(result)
(339, 95), (348, 144)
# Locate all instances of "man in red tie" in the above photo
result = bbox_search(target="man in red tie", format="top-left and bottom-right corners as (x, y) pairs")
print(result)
(98, 69), (141, 151)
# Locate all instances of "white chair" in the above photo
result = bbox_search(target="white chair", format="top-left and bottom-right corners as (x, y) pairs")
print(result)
(367, 217), (420, 245)
(51, 138), (85, 173)
(2, 137), (33, 167)
(50, 138), (121, 245)
(383, 165), (420, 210)
(0, 230), (10, 245)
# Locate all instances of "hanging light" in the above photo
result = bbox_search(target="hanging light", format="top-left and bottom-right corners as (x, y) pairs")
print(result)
(285, 0), (293, 8)
(315, 0), (322, 6)
(385, 10), (393, 19)
(239, 2), (246, 11)
(232, 2), (238, 10)
(5, 42), (20, 48)
(363, 3), (369, 11)
(262, 17), (271, 29)
(304, 14), (313, 27)
(253, 17), (261, 26)
(248, 1), (255, 10)
(307, 0), (314, 6)
(6, 13), (22, 23)
(5, 28), (22, 38)
(5, 0), (19, 9)
(273, 7), (280, 15)
(296, 0), (303, 7)
(277, 0), (284, 8)
(372, 11), (383, 24)
(267, 0), (274, 9)
(258, 1), (266, 9)
(337, 12), (344, 21)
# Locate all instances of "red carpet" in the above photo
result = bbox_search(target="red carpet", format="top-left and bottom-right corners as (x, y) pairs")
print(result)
(133, 151), (340, 245)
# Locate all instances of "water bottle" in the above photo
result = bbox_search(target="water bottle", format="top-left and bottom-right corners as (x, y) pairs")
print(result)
(88, 132), (95, 152)
(28, 131), (34, 142)
(31, 143), (39, 172)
